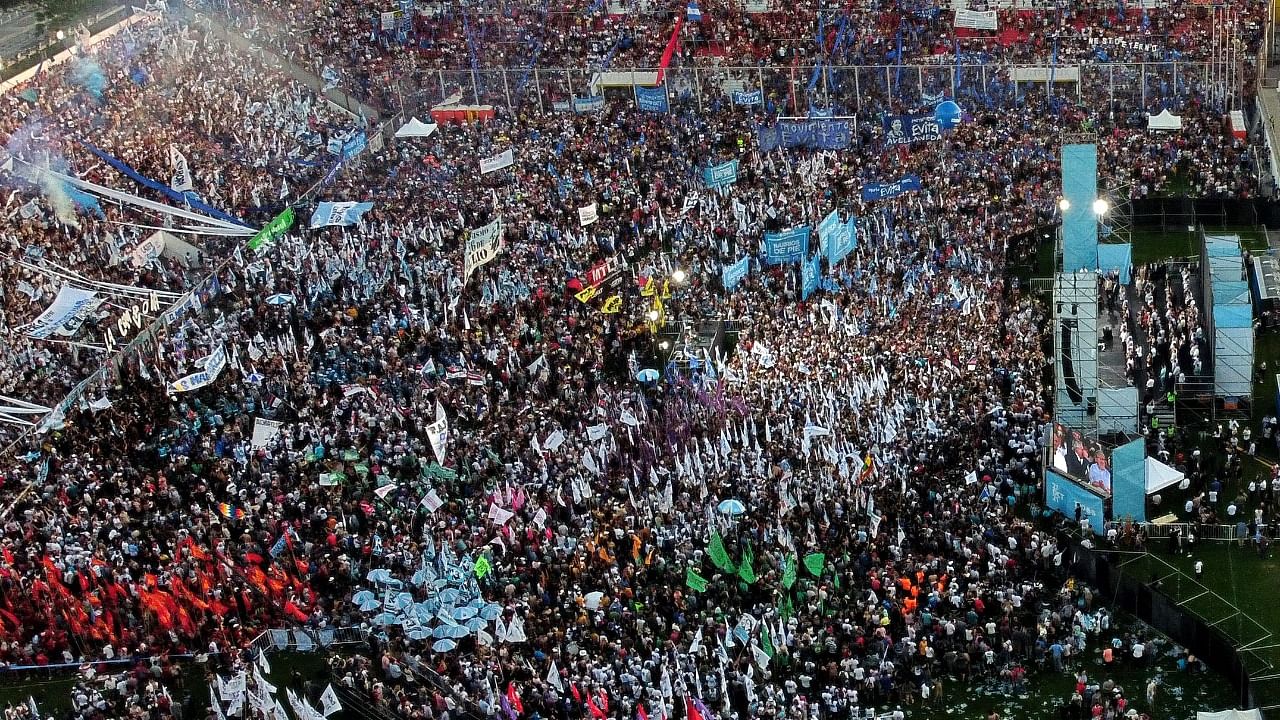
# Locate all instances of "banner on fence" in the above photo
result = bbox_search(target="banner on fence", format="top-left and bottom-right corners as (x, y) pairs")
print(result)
(733, 89), (762, 105)
(703, 159), (739, 188)
(464, 218), (504, 279)
(722, 256), (750, 291)
(23, 285), (103, 339)
(573, 95), (605, 113)
(310, 202), (374, 228)
(479, 148), (515, 174)
(636, 85), (669, 112)
(953, 9), (998, 29)
(764, 226), (810, 265)
(1011, 66), (1081, 82)
(861, 175), (922, 202)
(758, 119), (852, 151)
(883, 115), (941, 146)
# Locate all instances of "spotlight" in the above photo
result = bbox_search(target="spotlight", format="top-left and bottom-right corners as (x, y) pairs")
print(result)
(1093, 198), (1109, 216)
(659, 340), (670, 350)
(672, 269), (687, 284)
(647, 310), (660, 322)
(1058, 198), (1070, 212)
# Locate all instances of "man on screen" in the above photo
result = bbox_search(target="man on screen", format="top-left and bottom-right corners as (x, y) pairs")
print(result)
(1087, 450), (1112, 494)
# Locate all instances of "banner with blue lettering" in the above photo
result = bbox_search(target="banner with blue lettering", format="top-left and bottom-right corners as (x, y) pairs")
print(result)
(733, 90), (762, 106)
(758, 120), (852, 151)
(722, 256), (750, 291)
(800, 252), (821, 301)
(327, 130), (368, 159)
(310, 201), (375, 228)
(882, 115), (941, 146)
(636, 85), (669, 113)
(573, 95), (605, 113)
(861, 175), (922, 202)
(702, 159), (739, 188)
(1046, 471), (1106, 534)
(81, 142), (252, 228)
(764, 226), (810, 265)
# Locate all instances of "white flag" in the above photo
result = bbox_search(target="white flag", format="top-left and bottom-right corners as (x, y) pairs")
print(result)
(320, 685), (342, 717)
(546, 661), (564, 692)
(169, 145), (193, 193)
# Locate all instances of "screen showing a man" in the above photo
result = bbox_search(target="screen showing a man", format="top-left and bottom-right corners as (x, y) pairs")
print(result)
(1087, 450), (1112, 494)
(1049, 423), (1111, 496)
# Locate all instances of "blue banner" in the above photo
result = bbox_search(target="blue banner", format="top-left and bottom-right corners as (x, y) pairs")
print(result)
(733, 90), (762, 106)
(764, 226), (810, 265)
(573, 95), (605, 113)
(327, 130), (368, 158)
(722, 256), (749, 291)
(882, 114), (941, 146)
(310, 201), (375, 228)
(702, 159), (739, 188)
(1111, 438), (1146, 522)
(758, 120), (852, 151)
(81, 142), (252, 228)
(800, 252), (821, 301)
(818, 211), (856, 267)
(861, 175), (922, 202)
(636, 85), (668, 113)
(1046, 471), (1106, 534)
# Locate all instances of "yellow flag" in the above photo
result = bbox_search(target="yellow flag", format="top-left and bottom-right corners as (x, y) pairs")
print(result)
(602, 295), (622, 314)
(575, 285), (599, 303)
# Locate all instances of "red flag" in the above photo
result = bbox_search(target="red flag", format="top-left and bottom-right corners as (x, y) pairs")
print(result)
(587, 696), (606, 719)
(656, 17), (685, 85)
(506, 682), (524, 716)
(638, 704), (649, 720)
(685, 698), (704, 720)
(571, 683), (582, 703)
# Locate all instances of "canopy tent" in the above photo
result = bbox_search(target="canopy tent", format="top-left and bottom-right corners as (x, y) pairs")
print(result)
(394, 117), (438, 138)
(1146, 457), (1185, 495)
(1197, 711), (1262, 720)
(1147, 109), (1183, 131)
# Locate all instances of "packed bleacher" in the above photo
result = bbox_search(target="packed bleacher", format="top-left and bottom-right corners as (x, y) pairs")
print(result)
(0, 0), (1271, 719)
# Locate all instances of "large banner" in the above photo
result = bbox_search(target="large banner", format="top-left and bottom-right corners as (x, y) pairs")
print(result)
(572, 95), (605, 113)
(168, 145), (192, 193)
(732, 90), (762, 106)
(816, 210), (847, 258)
(861, 175), (923, 202)
(703, 159), (739, 189)
(636, 85), (669, 113)
(247, 207), (296, 253)
(464, 218), (504, 279)
(954, 9), (998, 29)
(479, 148), (515, 174)
(169, 344), (228, 393)
(883, 115), (942, 146)
(758, 120), (852, 151)
(764, 226), (810, 265)
(578, 203), (599, 227)
(310, 201), (374, 228)
(722, 256), (749, 291)
(800, 252), (821, 301)
(24, 285), (103, 339)
(1046, 470), (1105, 534)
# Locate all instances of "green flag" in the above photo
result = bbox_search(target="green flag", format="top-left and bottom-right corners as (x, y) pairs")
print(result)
(782, 556), (797, 589)
(761, 626), (774, 658)
(474, 555), (492, 578)
(247, 207), (295, 253)
(779, 595), (793, 621)
(708, 532), (735, 572)
(803, 552), (826, 577)
(736, 542), (756, 584)
(685, 567), (709, 592)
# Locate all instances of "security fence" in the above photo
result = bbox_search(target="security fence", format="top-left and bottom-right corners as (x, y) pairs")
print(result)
(386, 60), (1243, 117)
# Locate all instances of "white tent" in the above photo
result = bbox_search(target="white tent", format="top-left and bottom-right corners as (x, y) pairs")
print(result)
(394, 117), (438, 139)
(1146, 457), (1184, 495)
(1197, 711), (1262, 720)
(1147, 109), (1183, 131)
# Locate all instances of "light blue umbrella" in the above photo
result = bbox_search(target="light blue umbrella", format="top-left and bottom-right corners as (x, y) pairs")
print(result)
(439, 588), (460, 604)
(395, 593), (415, 611)
(431, 639), (458, 652)
(452, 606), (478, 621)
(358, 597), (381, 612)
(372, 612), (401, 626)
(352, 590), (376, 605)
(432, 626), (450, 639)
(636, 368), (660, 383)
(465, 617), (488, 632)
(407, 627), (432, 641)
(445, 624), (471, 639)
(366, 569), (391, 583)
(265, 293), (296, 305)
(480, 603), (503, 621)
(717, 498), (747, 515)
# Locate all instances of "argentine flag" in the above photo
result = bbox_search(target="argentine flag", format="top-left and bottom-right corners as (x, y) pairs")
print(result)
(686, 0), (702, 21)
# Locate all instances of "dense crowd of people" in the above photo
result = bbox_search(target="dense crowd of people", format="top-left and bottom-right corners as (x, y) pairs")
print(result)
(0, 0), (1271, 718)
